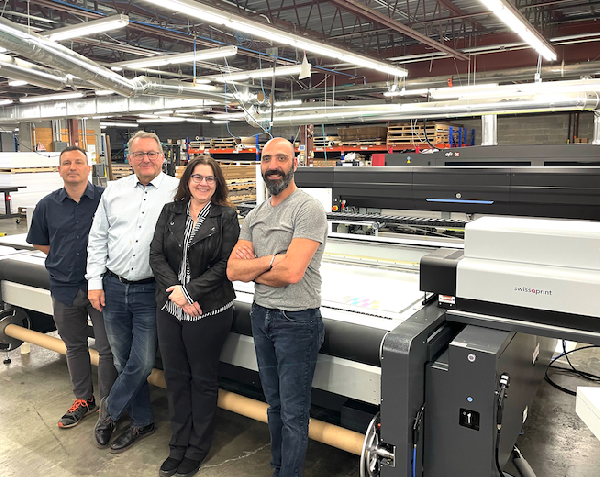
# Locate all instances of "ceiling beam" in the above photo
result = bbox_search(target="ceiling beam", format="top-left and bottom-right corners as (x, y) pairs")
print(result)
(329, 0), (469, 60)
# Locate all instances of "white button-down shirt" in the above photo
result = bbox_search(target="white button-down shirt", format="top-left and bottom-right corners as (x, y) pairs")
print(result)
(86, 172), (179, 290)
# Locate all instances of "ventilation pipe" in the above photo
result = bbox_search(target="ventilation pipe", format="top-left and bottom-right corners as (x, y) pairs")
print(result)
(247, 92), (600, 127)
(593, 111), (600, 145)
(0, 17), (136, 96)
(481, 114), (498, 145)
(0, 55), (77, 90)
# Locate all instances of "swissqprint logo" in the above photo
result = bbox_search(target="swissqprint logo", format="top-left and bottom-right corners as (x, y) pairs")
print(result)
(514, 286), (552, 296)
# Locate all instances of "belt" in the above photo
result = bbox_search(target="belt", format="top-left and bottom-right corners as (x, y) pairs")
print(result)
(105, 269), (155, 285)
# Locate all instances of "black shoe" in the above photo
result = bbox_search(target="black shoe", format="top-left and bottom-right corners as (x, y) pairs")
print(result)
(58, 396), (97, 429)
(175, 457), (201, 477)
(110, 423), (155, 454)
(94, 397), (115, 448)
(159, 456), (183, 477)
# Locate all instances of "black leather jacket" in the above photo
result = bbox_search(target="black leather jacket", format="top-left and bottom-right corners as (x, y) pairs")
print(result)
(149, 200), (240, 313)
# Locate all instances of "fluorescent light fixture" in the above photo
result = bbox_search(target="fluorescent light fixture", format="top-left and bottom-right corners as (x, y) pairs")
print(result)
(14, 128), (19, 132)
(95, 89), (115, 96)
(111, 66), (123, 72)
(477, 0), (556, 61)
(212, 120), (230, 124)
(8, 11), (55, 23)
(140, 0), (408, 77)
(45, 15), (129, 42)
(175, 109), (209, 113)
(138, 114), (160, 119)
(429, 83), (499, 99)
(100, 121), (139, 127)
(0, 99), (13, 106)
(92, 115), (110, 119)
(8, 80), (28, 87)
(274, 99), (302, 107)
(208, 65), (306, 83)
(138, 117), (185, 123)
(113, 45), (237, 69)
(210, 112), (247, 120)
(384, 88), (429, 97)
(185, 118), (211, 123)
(20, 92), (85, 103)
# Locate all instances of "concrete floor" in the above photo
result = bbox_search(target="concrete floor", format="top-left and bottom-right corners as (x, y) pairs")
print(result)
(1, 217), (600, 477)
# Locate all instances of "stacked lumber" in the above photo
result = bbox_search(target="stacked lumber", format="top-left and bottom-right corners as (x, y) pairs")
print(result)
(337, 126), (387, 145)
(111, 164), (133, 180)
(211, 137), (237, 149)
(175, 164), (256, 204)
(313, 136), (340, 147)
(222, 165), (256, 203)
(387, 122), (459, 145)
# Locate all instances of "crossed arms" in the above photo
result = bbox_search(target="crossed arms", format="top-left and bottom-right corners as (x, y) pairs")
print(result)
(226, 238), (320, 288)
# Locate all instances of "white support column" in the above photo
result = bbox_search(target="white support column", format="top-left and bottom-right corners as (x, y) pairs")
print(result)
(592, 110), (600, 145)
(481, 114), (498, 145)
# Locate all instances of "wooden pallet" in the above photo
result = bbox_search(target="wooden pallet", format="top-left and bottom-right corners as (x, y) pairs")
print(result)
(314, 136), (340, 147)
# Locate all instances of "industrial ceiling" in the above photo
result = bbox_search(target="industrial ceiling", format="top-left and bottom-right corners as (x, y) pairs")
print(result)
(0, 0), (599, 126)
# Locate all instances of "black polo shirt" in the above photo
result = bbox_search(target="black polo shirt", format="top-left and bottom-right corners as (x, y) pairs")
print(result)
(26, 183), (104, 306)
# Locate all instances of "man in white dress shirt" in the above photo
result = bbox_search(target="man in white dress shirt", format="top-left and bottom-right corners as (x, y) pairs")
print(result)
(87, 131), (179, 453)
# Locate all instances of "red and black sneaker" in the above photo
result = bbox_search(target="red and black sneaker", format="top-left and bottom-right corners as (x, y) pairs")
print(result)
(58, 396), (97, 429)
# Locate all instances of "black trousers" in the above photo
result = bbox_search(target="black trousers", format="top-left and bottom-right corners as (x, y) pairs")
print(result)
(156, 306), (234, 461)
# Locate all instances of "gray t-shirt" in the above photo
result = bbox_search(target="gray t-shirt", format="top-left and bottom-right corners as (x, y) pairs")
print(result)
(239, 188), (328, 311)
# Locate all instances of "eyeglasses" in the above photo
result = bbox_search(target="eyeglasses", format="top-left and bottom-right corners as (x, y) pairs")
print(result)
(131, 151), (162, 161)
(190, 174), (216, 185)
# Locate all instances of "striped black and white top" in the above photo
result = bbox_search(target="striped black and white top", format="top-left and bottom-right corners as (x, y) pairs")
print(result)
(163, 201), (233, 322)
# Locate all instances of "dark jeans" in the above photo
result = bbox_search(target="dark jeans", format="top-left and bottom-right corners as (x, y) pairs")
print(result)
(102, 275), (157, 427)
(52, 288), (116, 400)
(157, 307), (234, 461)
(250, 303), (325, 477)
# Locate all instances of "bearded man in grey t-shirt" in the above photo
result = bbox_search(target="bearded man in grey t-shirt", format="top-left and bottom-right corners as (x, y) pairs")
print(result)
(227, 137), (328, 477)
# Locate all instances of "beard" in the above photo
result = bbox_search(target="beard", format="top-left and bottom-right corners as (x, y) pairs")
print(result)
(263, 166), (294, 196)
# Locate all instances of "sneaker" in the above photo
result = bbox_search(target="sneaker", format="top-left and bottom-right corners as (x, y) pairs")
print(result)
(58, 396), (97, 429)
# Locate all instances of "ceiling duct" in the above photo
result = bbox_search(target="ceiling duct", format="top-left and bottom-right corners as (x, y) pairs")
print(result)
(0, 18), (235, 104)
(247, 92), (600, 127)
(0, 54), (84, 90)
(131, 77), (231, 101)
(0, 17), (136, 96)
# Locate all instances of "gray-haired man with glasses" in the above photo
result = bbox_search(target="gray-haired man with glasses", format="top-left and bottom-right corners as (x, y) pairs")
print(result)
(87, 131), (179, 453)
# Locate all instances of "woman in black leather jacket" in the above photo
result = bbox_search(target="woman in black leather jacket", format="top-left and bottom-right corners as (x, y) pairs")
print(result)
(149, 155), (240, 477)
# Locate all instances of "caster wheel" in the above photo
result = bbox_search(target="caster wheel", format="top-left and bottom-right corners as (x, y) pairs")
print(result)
(15, 219), (20, 224)
(3, 358), (11, 365)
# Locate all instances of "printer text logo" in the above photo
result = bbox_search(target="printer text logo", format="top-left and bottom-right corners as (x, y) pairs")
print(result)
(514, 286), (552, 296)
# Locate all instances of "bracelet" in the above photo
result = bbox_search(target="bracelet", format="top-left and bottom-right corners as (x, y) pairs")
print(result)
(268, 254), (276, 270)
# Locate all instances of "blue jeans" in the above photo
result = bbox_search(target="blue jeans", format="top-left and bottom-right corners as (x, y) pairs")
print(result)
(251, 303), (325, 477)
(102, 275), (157, 427)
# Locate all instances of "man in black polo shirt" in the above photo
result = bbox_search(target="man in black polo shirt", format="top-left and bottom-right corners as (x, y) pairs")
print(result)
(27, 145), (116, 429)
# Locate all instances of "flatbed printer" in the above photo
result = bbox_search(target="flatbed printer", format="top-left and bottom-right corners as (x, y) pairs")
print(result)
(1, 202), (599, 476)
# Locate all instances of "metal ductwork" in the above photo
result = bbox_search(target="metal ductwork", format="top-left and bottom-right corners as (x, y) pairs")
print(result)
(0, 54), (84, 90)
(247, 91), (600, 127)
(131, 76), (231, 101)
(481, 115), (498, 145)
(0, 17), (136, 97)
(593, 111), (600, 145)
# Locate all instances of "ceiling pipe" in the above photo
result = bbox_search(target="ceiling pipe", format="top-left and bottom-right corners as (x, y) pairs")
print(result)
(0, 17), (136, 97)
(0, 18), (232, 103)
(593, 111), (600, 145)
(0, 54), (87, 90)
(292, 61), (600, 100)
(247, 92), (600, 127)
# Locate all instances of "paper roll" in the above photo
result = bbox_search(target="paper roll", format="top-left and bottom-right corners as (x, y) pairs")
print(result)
(5, 323), (364, 455)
